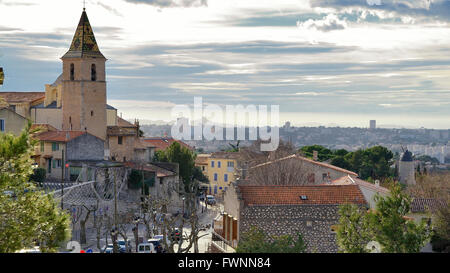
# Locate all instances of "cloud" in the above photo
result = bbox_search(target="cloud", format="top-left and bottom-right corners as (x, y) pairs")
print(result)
(310, 0), (450, 21)
(124, 0), (207, 8)
(297, 13), (348, 31)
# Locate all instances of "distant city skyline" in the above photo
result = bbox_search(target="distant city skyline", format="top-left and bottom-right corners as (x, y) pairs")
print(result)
(0, 0), (449, 129)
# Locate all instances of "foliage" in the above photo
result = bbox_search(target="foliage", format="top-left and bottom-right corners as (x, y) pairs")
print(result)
(337, 183), (432, 253)
(192, 166), (208, 183)
(414, 155), (440, 165)
(433, 205), (450, 242)
(0, 122), (71, 253)
(236, 226), (306, 253)
(299, 145), (394, 181)
(226, 141), (240, 152)
(128, 169), (143, 190)
(30, 167), (46, 183)
(336, 204), (372, 253)
(299, 145), (333, 161)
(153, 142), (196, 191)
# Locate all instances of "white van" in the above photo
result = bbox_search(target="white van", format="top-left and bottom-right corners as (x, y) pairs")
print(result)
(137, 243), (156, 253)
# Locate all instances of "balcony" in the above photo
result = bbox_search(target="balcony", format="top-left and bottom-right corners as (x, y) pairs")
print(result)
(211, 229), (236, 253)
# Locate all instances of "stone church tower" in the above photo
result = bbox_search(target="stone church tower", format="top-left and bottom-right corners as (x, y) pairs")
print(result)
(61, 9), (107, 140)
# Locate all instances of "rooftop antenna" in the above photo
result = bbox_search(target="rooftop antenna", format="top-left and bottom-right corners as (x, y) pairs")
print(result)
(83, 0), (86, 11)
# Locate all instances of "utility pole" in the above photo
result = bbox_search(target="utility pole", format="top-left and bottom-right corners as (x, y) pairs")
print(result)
(61, 149), (65, 209)
(113, 167), (119, 253)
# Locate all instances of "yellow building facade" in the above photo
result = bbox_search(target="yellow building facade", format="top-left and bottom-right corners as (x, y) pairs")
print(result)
(200, 152), (239, 195)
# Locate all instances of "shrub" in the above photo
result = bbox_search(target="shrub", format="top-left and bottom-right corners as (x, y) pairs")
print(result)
(30, 168), (46, 183)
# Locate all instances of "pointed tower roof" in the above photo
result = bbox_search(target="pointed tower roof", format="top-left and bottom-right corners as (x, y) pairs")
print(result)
(62, 10), (105, 59)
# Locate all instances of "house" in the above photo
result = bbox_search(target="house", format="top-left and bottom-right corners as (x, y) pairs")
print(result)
(33, 130), (105, 180)
(330, 175), (390, 208)
(195, 153), (210, 173)
(0, 107), (28, 135)
(142, 137), (192, 152)
(124, 161), (183, 214)
(212, 183), (367, 253)
(204, 152), (239, 195)
(246, 154), (358, 186)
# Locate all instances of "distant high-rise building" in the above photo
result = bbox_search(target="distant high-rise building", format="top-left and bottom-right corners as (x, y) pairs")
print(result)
(370, 120), (376, 129)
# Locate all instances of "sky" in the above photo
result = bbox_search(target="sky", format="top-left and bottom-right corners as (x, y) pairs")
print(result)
(0, 0), (449, 129)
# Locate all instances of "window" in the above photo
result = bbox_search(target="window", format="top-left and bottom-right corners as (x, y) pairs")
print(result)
(91, 110), (94, 117)
(52, 142), (59, 151)
(306, 221), (312, 228)
(40, 142), (44, 152)
(202, 166), (205, 171)
(211, 161), (214, 168)
(227, 161), (234, 167)
(118, 136), (123, 145)
(214, 173), (218, 181)
(70, 63), (75, 81)
(224, 174), (228, 182)
(91, 64), (97, 81)
(217, 161), (221, 168)
(0, 119), (4, 132)
(52, 159), (62, 169)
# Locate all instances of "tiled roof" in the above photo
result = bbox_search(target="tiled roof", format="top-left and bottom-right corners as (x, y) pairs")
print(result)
(62, 10), (105, 59)
(107, 126), (137, 136)
(331, 175), (390, 194)
(117, 117), (136, 127)
(0, 92), (45, 103)
(195, 154), (211, 165)
(238, 185), (367, 206)
(31, 124), (58, 133)
(210, 151), (240, 159)
(251, 154), (358, 177)
(35, 131), (85, 143)
(410, 198), (447, 213)
(124, 162), (176, 178)
(142, 137), (192, 151)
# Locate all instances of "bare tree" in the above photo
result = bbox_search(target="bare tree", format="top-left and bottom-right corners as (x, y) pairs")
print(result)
(238, 140), (313, 185)
(80, 204), (98, 245)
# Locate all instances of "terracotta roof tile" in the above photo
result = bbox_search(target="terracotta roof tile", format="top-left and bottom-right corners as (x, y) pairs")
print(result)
(238, 185), (367, 206)
(35, 131), (85, 143)
(0, 92), (45, 103)
(251, 154), (358, 177)
(142, 137), (191, 151)
(410, 198), (447, 213)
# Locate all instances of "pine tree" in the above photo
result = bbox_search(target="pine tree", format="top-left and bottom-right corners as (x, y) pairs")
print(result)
(0, 122), (71, 252)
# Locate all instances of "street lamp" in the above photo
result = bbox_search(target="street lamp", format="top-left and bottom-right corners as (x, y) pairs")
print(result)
(182, 196), (186, 218)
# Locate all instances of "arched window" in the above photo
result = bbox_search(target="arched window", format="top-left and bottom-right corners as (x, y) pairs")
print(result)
(91, 64), (96, 81)
(70, 64), (75, 81)
(91, 110), (94, 116)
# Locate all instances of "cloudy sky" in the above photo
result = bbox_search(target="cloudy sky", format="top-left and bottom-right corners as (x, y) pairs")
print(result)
(0, 0), (449, 128)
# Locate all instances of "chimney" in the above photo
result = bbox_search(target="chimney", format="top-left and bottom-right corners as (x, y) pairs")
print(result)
(313, 150), (318, 161)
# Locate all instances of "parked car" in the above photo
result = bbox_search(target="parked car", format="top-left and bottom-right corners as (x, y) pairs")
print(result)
(148, 238), (165, 253)
(206, 195), (216, 205)
(117, 240), (131, 253)
(137, 243), (156, 253)
(102, 244), (114, 253)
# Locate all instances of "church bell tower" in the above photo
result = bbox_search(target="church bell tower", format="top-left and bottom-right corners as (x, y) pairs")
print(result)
(61, 9), (107, 140)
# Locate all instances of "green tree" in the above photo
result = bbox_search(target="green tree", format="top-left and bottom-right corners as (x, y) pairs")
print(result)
(299, 145), (333, 161)
(192, 166), (208, 183)
(336, 183), (432, 253)
(236, 226), (306, 253)
(0, 123), (71, 252)
(369, 183), (431, 252)
(154, 142), (196, 191)
(336, 204), (372, 253)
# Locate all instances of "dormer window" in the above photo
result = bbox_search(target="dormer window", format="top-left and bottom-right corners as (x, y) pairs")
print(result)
(91, 64), (96, 81)
(70, 63), (75, 81)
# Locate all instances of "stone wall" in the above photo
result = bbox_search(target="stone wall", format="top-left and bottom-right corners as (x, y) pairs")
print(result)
(67, 133), (104, 161)
(240, 205), (341, 253)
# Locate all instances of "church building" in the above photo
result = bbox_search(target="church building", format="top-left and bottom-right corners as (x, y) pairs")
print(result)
(0, 9), (154, 179)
